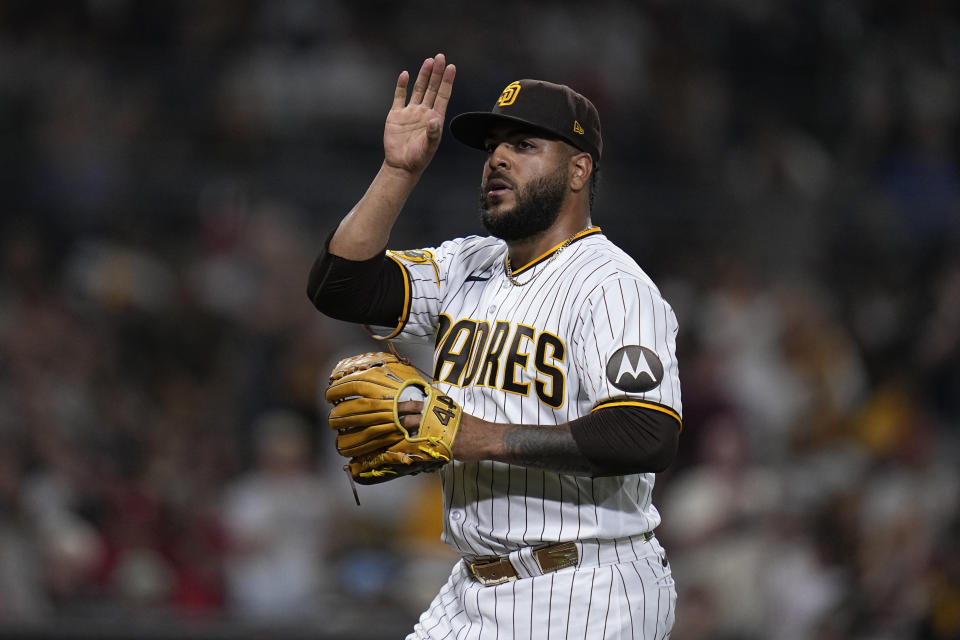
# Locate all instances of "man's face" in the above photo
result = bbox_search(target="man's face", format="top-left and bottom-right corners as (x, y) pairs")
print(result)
(478, 127), (572, 242)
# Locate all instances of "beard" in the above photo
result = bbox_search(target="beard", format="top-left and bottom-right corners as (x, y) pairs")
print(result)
(479, 166), (568, 242)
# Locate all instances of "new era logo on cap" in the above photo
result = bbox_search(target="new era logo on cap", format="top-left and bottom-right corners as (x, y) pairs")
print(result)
(450, 79), (602, 165)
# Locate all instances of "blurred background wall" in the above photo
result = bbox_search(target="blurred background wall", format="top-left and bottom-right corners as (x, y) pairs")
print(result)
(0, 1), (958, 638)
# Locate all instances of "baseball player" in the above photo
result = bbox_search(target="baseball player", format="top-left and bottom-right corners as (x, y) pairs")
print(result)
(308, 53), (682, 639)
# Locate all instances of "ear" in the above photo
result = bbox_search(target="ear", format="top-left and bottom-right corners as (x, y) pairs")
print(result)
(568, 152), (593, 193)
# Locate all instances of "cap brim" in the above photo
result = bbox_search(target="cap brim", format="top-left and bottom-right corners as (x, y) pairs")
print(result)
(449, 112), (563, 152)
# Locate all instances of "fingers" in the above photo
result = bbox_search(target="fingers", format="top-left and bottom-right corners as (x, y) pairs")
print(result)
(402, 53), (453, 109)
(397, 400), (423, 416)
(432, 63), (457, 117)
(391, 70), (409, 111)
(409, 57), (434, 105)
(421, 53), (447, 108)
(398, 399), (423, 431)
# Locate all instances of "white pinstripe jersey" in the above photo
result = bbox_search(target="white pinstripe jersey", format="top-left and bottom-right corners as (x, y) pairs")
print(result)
(371, 227), (682, 559)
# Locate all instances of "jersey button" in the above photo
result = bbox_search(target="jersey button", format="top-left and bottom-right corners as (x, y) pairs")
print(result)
(451, 509), (464, 522)
(487, 305), (497, 315)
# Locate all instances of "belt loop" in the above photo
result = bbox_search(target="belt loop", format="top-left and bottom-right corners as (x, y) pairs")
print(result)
(510, 546), (540, 579)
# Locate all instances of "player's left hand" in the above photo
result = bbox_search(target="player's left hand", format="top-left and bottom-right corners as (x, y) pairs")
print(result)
(396, 399), (425, 428)
(326, 352), (462, 484)
(383, 53), (457, 176)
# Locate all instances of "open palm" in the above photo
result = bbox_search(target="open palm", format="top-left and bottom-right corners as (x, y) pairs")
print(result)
(383, 53), (456, 175)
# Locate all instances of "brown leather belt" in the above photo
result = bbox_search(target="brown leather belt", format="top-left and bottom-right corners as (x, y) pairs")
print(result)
(467, 533), (655, 586)
(468, 541), (579, 586)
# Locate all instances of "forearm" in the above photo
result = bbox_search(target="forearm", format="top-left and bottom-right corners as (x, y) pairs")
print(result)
(329, 162), (422, 260)
(454, 418), (594, 475)
(453, 406), (680, 477)
(327, 54), (454, 259)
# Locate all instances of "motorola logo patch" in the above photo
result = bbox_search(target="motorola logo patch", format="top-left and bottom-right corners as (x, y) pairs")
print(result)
(606, 346), (663, 393)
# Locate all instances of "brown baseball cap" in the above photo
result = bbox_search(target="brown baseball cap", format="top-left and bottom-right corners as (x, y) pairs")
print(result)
(450, 79), (602, 165)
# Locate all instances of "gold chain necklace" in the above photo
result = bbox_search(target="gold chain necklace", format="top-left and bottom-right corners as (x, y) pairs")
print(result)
(504, 228), (590, 287)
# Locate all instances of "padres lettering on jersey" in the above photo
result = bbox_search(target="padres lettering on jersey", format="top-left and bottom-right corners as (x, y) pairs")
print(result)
(371, 227), (682, 557)
(433, 316), (566, 408)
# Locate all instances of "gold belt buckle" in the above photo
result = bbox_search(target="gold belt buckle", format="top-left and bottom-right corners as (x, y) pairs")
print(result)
(468, 557), (518, 586)
(533, 541), (579, 574)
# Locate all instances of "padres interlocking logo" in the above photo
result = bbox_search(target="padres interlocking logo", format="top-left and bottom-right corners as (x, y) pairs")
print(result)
(498, 81), (522, 107)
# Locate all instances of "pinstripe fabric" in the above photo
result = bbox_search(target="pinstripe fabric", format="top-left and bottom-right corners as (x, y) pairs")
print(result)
(408, 537), (676, 640)
(371, 230), (681, 638)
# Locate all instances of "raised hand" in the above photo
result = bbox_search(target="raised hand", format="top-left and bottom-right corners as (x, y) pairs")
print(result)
(383, 53), (456, 175)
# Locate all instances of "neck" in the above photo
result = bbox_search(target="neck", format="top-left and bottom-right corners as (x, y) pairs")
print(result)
(506, 216), (592, 269)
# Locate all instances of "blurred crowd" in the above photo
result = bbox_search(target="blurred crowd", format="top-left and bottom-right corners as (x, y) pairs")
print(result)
(0, 1), (958, 638)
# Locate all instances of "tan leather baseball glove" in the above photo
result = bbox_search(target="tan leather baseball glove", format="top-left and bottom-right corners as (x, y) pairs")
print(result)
(326, 352), (461, 485)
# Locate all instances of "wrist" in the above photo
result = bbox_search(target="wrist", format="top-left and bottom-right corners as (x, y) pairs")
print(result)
(452, 414), (499, 461)
(379, 159), (426, 184)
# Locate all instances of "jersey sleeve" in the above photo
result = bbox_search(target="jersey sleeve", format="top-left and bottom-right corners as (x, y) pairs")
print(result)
(365, 238), (465, 344)
(573, 277), (683, 426)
